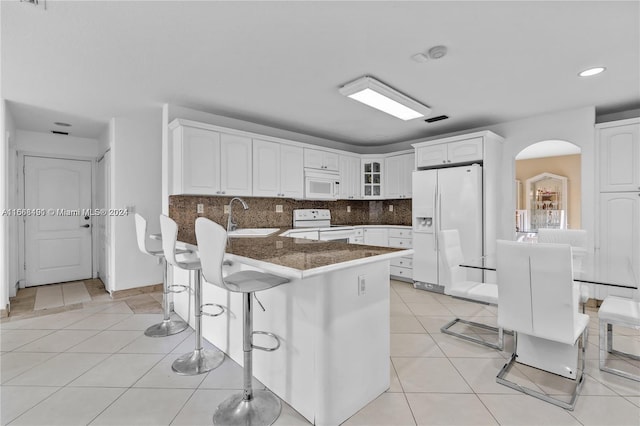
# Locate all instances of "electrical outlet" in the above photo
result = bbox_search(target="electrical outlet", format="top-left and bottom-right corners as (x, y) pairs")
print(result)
(389, 205), (394, 212)
(276, 241), (283, 249)
(275, 205), (283, 213)
(223, 205), (230, 214)
(358, 275), (366, 296)
(197, 204), (204, 214)
(347, 206), (351, 212)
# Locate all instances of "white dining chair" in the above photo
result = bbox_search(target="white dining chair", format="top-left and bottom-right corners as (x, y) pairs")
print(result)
(439, 229), (503, 350)
(537, 228), (589, 312)
(496, 240), (589, 410)
(598, 289), (640, 382)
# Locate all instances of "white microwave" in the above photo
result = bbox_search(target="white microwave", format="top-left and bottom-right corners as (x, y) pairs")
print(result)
(304, 169), (340, 200)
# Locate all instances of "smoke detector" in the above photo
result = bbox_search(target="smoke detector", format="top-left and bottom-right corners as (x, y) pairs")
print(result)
(428, 46), (448, 60)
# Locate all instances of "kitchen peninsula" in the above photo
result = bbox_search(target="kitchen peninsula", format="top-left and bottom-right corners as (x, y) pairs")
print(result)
(170, 229), (413, 425)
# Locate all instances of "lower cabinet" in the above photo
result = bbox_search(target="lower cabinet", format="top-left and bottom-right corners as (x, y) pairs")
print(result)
(388, 228), (413, 282)
(357, 226), (414, 282)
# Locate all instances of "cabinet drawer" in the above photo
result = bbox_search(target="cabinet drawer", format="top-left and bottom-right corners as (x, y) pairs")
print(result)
(351, 237), (364, 244)
(389, 228), (412, 239)
(354, 228), (364, 237)
(388, 237), (412, 248)
(391, 257), (413, 268)
(390, 266), (413, 279)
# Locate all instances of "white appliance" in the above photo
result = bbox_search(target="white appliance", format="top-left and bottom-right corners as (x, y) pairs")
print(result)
(412, 164), (483, 292)
(304, 170), (340, 200)
(293, 209), (355, 243)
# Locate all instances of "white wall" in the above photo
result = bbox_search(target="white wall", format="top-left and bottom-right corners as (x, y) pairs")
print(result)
(16, 129), (99, 157)
(491, 107), (596, 248)
(0, 100), (15, 309)
(5, 105), (18, 298)
(111, 109), (163, 291)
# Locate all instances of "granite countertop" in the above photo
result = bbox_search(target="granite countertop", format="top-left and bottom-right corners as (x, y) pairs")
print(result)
(177, 228), (413, 279)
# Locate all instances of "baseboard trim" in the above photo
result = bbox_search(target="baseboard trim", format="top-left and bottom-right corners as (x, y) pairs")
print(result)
(111, 283), (163, 299)
(1, 305), (9, 318)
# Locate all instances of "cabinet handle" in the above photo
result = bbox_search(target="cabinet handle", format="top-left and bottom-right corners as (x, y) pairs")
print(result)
(216, 191), (220, 194)
(442, 160), (446, 163)
(448, 160), (452, 163)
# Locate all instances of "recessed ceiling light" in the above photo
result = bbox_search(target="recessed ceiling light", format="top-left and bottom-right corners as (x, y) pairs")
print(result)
(339, 76), (431, 121)
(54, 122), (72, 127)
(428, 45), (448, 60)
(578, 67), (606, 77)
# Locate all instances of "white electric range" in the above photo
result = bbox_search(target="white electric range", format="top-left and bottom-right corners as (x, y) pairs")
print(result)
(292, 209), (356, 243)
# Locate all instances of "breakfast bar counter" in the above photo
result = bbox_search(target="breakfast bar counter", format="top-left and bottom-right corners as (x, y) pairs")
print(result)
(171, 230), (412, 425)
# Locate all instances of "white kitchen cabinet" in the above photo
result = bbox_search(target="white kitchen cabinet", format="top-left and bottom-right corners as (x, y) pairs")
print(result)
(596, 192), (639, 299)
(220, 133), (252, 196)
(415, 137), (483, 168)
(385, 153), (414, 198)
(280, 144), (305, 198)
(598, 120), (640, 192)
(304, 148), (339, 171)
(171, 121), (252, 196)
(362, 159), (384, 198)
(253, 139), (304, 198)
(363, 227), (389, 247)
(172, 124), (221, 195)
(339, 155), (361, 199)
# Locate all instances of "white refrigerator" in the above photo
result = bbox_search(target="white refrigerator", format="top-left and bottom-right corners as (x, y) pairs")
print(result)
(412, 164), (483, 291)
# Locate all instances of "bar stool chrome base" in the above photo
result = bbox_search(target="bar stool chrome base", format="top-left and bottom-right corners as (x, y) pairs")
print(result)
(213, 390), (281, 426)
(172, 347), (225, 376)
(144, 317), (189, 337)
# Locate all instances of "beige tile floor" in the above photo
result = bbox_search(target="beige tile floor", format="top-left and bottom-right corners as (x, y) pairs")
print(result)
(1, 280), (638, 425)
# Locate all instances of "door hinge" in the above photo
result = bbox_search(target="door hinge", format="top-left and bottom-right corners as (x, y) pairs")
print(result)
(23, 262), (26, 271)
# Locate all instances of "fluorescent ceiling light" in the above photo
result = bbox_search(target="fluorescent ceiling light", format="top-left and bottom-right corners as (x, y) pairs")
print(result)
(339, 76), (431, 120)
(579, 67), (606, 77)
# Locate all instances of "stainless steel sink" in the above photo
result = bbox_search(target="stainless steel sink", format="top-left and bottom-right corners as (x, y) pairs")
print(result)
(227, 228), (280, 238)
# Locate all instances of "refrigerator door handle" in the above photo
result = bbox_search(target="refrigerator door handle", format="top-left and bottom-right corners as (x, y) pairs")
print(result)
(436, 191), (442, 250)
(434, 188), (438, 251)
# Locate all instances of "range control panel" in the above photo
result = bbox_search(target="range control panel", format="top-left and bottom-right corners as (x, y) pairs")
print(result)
(293, 209), (331, 221)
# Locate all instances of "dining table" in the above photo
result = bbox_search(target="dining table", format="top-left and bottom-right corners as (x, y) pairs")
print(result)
(460, 252), (638, 290)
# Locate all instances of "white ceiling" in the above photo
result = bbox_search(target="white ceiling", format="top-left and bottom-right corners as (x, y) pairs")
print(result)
(2, 1), (639, 146)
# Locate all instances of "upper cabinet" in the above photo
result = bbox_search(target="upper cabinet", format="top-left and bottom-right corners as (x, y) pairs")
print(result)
(385, 153), (414, 199)
(304, 148), (340, 171)
(339, 155), (361, 199)
(415, 137), (483, 168)
(597, 119), (640, 193)
(362, 159), (384, 198)
(253, 139), (304, 198)
(171, 122), (252, 196)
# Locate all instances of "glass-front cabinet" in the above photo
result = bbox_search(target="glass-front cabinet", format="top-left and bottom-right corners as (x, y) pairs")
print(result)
(525, 172), (568, 231)
(362, 159), (383, 198)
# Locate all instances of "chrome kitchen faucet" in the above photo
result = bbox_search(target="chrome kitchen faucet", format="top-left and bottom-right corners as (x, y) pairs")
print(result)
(227, 197), (248, 232)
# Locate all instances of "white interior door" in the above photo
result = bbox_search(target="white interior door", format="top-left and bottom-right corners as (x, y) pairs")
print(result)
(24, 156), (92, 286)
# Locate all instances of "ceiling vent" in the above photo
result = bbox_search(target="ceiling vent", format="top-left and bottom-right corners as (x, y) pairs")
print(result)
(425, 115), (449, 123)
(51, 130), (69, 135)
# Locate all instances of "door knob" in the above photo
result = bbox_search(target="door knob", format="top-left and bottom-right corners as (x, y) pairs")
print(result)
(81, 224), (90, 228)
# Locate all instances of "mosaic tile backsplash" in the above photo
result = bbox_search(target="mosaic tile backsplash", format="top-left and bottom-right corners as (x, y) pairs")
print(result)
(169, 195), (412, 244)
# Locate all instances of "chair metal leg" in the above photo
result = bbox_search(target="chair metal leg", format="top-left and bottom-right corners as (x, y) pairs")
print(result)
(213, 291), (282, 426)
(145, 259), (189, 337)
(441, 318), (505, 350)
(172, 270), (225, 375)
(497, 330), (587, 411)
(599, 319), (640, 382)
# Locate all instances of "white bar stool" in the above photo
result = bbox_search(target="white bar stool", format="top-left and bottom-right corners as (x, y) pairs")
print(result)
(160, 215), (226, 375)
(134, 214), (189, 337)
(195, 217), (290, 426)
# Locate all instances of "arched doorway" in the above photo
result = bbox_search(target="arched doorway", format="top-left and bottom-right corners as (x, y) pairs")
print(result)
(514, 140), (582, 235)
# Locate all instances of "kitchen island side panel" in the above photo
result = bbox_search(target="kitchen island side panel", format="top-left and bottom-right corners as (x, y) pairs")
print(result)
(171, 260), (391, 425)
